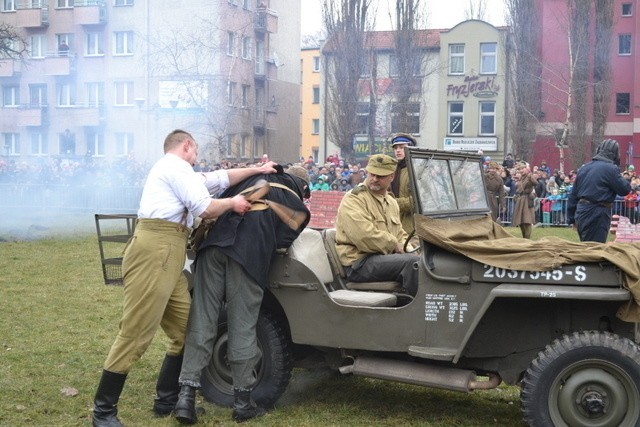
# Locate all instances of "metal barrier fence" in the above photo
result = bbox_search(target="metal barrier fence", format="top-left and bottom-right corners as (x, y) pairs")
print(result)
(0, 184), (141, 213)
(499, 196), (636, 227)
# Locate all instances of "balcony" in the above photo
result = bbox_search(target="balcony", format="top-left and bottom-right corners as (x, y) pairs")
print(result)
(0, 106), (48, 127)
(254, 9), (278, 33)
(53, 105), (103, 127)
(254, 59), (277, 81)
(74, 0), (107, 25)
(15, 2), (49, 28)
(253, 106), (276, 130)
(0, 59), (21, 77)
(44, 52), (76, 76)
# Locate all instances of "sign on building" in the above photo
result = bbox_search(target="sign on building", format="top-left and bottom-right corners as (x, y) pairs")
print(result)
(443, 137), (497, 152)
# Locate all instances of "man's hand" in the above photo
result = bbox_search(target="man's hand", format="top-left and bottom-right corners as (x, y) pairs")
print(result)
(231, 195), (252, 215)
(258, 161), (278, 175)
(394, 242), (405, 254)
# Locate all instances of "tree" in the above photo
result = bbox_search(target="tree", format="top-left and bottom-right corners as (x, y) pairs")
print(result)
(464, 0), (487, 21)
(0, 23), (26, 59)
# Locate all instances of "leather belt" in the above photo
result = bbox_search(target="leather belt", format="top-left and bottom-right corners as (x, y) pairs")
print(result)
(579, 198), (612, 208)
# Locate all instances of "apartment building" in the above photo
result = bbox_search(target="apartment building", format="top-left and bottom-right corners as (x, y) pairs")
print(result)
(0, 0), (300, 166)
(300, 46), (321, 162)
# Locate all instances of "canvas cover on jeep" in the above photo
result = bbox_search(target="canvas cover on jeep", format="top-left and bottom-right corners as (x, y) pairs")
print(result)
(407, 148), (640, 322)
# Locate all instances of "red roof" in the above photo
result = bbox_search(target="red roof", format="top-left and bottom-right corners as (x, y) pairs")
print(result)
(322, 29), (442, 54)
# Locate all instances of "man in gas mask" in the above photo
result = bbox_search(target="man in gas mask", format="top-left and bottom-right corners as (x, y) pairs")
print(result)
(567, 139), (631, 242)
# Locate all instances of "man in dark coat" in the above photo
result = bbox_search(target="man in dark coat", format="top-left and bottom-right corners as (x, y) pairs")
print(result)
(174, 167), (309, 424)
(567, 139), (631, 243)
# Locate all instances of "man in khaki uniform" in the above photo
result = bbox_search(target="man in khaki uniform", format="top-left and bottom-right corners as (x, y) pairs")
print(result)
(389, 133), (416, 234)
(335, 154), (418, 295)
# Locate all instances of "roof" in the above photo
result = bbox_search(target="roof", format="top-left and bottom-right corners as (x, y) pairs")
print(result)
(322, 29), (442, 54)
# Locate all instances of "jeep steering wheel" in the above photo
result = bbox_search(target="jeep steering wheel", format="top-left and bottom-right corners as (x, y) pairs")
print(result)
(403, 230), (420, 254)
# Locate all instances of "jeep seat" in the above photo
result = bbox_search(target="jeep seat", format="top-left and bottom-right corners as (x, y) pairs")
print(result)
(329, 289), (397, 307)
(322, 228), (403, 292)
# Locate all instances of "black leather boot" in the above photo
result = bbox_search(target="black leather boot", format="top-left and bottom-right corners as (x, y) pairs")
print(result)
(231, 387), (266, 423)
(174, 385), (198, 425)
(152, 353), (183, 416)
(92, 370), (127, 427)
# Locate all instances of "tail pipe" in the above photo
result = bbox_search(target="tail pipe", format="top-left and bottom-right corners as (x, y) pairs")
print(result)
(339, 356), (501, 393)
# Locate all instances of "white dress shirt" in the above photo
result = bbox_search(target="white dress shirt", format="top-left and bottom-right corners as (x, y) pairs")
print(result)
(137, 153), (230, 227)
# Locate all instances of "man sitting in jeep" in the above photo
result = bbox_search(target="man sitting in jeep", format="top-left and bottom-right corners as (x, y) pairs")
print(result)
(335, 154), (418, 295)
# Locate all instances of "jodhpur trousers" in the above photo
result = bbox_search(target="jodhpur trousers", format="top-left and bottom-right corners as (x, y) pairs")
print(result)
(179, 247), (264, 389)
(103, 219), (191, 373)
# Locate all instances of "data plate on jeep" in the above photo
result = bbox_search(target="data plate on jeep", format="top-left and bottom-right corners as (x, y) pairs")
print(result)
(471, 262), (621, 286)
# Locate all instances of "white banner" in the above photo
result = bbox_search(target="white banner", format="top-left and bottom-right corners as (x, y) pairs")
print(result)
(443, 137), (497, 152)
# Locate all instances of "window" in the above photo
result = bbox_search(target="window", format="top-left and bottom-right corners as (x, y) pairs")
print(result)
(29, 84), (47, 107)
(619, 34), (632, 55)
(240, 134), (249, 158)
(225, 134), (234, 158)
(115, 132), (134, 156)
(391, 102), (420, 134)
(3, 85), (19, 107)
(356, 102), (369, 134)
(241, 36), (251, 59)
(57, 83), (76, 106)
(57, 0), (73, 7)
(31, 132), (48, 155)
(56, 33), (74, 54)
(241, 84), (249, 107)
(448, 102), (464, 135)
(479, 101), (496, 135)
(86, 130), (104, 156)
(449, 44), (465, 74)
(312, 118), (320, 135)
(227, 32), (235, 56)
(86, 32), (104, 56)
(242, 0), (250, 8)
(312, 56), (320, 72)
(360, 56), (370, 77)
(114, 0), (133, 5)
(85, 82), (104, 107)
(622, 3), (632, 16)
(389, 54), (399, 77)
(616, 93), (630, 114)
(29, 35), (46, 58)
(3, 133), (20, 156)
(480, 43), (497, 74)
(113, 31), (134, 55)
(312, 86), (319, 104)
(2, 0), (15, 12)
(227, 81), (236, 105)
(114, 81), (133, 106)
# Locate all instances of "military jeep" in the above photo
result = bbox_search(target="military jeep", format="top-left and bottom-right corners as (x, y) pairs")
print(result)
(191, 148), (640, 427)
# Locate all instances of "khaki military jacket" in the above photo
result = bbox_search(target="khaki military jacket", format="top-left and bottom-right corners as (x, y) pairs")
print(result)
(335, 184), (408, 267)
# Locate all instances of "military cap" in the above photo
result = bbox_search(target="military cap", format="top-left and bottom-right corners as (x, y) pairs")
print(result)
(366, 154), (398, 176)
(285, 165), (310, 184)
(389, 133), (417, 147)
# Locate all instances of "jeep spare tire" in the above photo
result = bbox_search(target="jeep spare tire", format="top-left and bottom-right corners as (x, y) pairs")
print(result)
(520, 331), (640, 427)
(200, 309), (293, 409)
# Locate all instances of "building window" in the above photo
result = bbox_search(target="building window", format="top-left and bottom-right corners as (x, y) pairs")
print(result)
(115, 132), (134, 156)
(356, 102), (369, 134)
(29, 35), (46, 58)
(242, 36), (251, 59)
(225, 134), (234, 158)
(3, 85), (19, 107)
(622, 3), (632, 16)
(3, 133), (20, 156)
(312, 86), (320, 104)
(114, 0), (133, 5)
(241, 84), (249, 107)
(2, 0), (15, 12)
(479, 101), (496, 135)
(448, 102), (464, 135)
(312, 119), (320, 135)
(480, 43), (497, 74)
(57, 83), (76, 106)
(360, 56), (370, 77)
(86, 130), (104, 156)
(85, 32), (104, 56)
(616, 93), (630, 114)
(619, 34), (632, 55)
(240, 134), (249, 158)
(31, 132), (48, 155)
(114, 31), (134, 55)
(57, 0), (73, 8)
(389, 54), (399, 77)
(227, 32), (235, 56)
(29, 84), (47, 107)
(85, 82), (104, 107)
(227, 82), (236, 105)
(114, 81), (133, 106)
(391, 102), (420, 134)
(312, 56), (320, 72)
(243, 0), (250, 9)
(56, 33), (74, 55)
(449, 44), (465, 75)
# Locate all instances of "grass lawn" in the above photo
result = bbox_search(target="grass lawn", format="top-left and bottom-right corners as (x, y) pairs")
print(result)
(0, 223), (581, 426)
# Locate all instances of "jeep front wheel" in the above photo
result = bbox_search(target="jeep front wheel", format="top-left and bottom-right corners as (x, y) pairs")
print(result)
(199, 310), (292, 409)
(520, 331), (640, 427)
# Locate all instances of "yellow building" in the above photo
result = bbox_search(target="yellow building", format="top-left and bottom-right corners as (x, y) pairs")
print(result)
(300, 47), (322, 163)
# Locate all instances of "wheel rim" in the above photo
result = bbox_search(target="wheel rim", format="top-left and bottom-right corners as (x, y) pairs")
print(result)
(202, 330), (264, 396)
(549, 360), (640, 427)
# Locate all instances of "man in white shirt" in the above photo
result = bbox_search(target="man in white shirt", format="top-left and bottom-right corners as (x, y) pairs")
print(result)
(92, 129), (277, 427)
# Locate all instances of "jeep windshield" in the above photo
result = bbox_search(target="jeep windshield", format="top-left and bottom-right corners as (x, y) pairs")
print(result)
(406, 148), (490, 219)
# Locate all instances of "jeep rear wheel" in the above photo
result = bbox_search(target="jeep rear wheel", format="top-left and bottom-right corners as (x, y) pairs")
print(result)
(521, 331), (640, 427)
(200, 310), (292, 409)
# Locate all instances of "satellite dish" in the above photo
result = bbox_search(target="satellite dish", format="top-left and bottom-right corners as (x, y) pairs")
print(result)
(272, 51), (284, 67)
